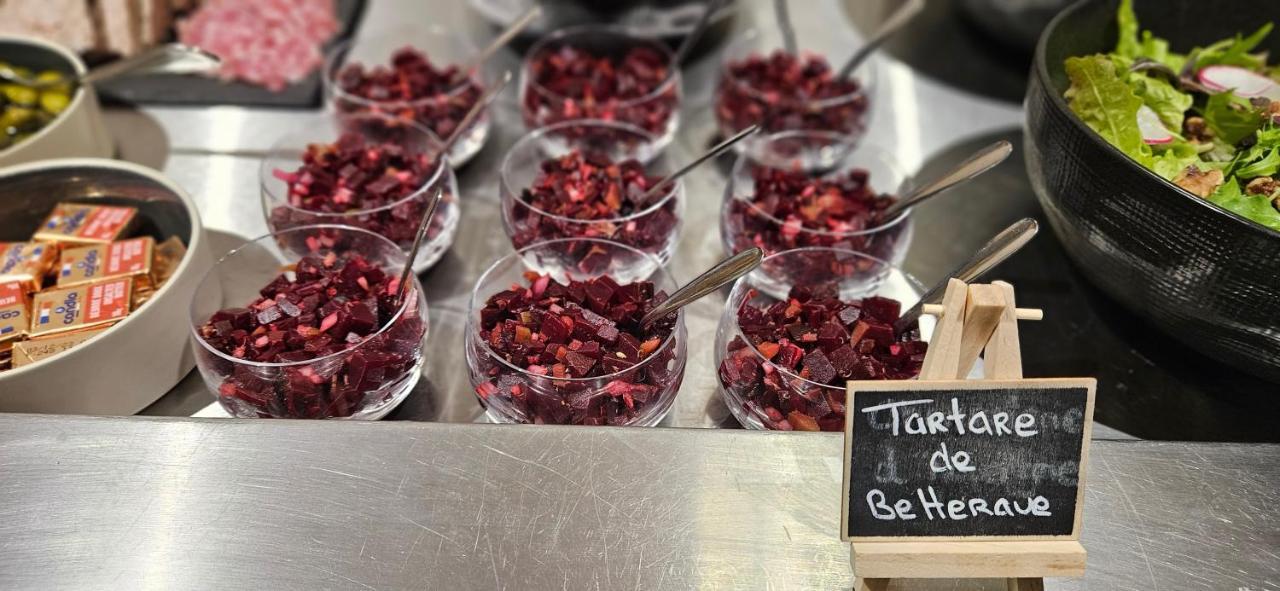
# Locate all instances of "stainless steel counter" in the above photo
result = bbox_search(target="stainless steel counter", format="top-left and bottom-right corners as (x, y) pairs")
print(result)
(0, 414), (1274, 590)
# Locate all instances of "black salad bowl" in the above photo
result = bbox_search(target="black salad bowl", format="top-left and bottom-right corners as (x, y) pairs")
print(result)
(1025, 0), (1280, 382)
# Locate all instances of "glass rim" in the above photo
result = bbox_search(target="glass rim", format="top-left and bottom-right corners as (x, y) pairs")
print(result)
(189, 224), (425, 369)
(729, 134), (911, 236)
(322, 24), (485, 108)
(726, 246), (922, 391)
(259, 116), (451, 219)
(467, 237), (684, 383)
(720, 28), (873, 109)
(523, 23), (681, 109)
(500, 120), (682, 224)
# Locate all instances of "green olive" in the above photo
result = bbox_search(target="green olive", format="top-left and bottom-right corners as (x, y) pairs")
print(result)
(39, 90), (69, 114)
(0, 106), (34, 132)
(1, 84), (38, 107)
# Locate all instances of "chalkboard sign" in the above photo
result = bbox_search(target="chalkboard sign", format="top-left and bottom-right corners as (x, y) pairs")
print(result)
(841, 378), (1095, 542)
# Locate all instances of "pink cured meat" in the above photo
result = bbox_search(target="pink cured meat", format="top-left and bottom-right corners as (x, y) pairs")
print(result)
(178, 0), (339, 91)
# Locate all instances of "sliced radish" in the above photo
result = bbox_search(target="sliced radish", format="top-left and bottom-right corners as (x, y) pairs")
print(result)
(1198, 65), (1280, 99)
(1137, 104), (1173, 144)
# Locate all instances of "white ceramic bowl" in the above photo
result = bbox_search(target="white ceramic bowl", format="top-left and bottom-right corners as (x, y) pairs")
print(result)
(0, 35), (113, 168)
(0, 159), (211, 414)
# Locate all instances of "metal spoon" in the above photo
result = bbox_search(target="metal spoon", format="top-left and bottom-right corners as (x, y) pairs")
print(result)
(639, 247), (764, 328)
(673, 0), (727, 65)
(394, 187), (446, 305)
(774, 0), (798, 55)
(638, 124), (760, 202)
(453, 5), (541, 83)
(877, 140), (1013, 221)
(0, 44), (220, 88)
(836, 0), (925, 80)
(892, 218), (1039, 334)
(395, 71), (512, 304)
(436, 70), (512, 164)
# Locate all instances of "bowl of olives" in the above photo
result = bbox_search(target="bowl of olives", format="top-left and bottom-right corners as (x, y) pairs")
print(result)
(0, 35), (112, 167)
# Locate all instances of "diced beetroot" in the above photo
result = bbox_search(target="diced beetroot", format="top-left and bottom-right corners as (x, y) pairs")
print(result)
(861, 297), (901, 324)
(723, 161), (908, 269)
(714, 50), (869, 136)
(803, 349), (838, 385)
(507, 150), (678, 262)
(522, 44), (677, 136)
(472, 272), (679, 425)
(198, 252), (426, 419)
(268, 131), (449, 250)
(717, 283), (925, 432)
(333, 46), (485, 148)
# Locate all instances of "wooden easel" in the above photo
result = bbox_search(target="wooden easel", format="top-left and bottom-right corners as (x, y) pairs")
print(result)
(851, 279), (1086, 591)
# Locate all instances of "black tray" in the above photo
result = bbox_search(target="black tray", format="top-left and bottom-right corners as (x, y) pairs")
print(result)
(95, 0), (365, 109)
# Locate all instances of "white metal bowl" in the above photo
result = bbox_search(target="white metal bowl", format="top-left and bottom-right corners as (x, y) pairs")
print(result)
(0, 35), (113, 167)
(0, 159), (211, 414)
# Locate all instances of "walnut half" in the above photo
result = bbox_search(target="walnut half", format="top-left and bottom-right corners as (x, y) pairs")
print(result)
(1173, 166), (1225, 198)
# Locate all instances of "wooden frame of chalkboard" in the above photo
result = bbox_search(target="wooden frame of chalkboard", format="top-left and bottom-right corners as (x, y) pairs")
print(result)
(840, 378), (1095, 543)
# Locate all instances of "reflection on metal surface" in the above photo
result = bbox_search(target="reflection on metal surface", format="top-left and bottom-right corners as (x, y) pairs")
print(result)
(0, 415), (1274, 590)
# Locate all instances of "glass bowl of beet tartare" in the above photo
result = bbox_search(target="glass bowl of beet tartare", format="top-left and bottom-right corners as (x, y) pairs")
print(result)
(520, 24), (682, 153)
(716, 247), (927, 431)
(466, 238), (688, 426)
(721, 131), (912, 296)
(323, 25), (492, 167)
(190, 225), (428, 420)
(714, 28), (876, 164)
(260, 114), (460, 273)
(500, 120), (683, 277)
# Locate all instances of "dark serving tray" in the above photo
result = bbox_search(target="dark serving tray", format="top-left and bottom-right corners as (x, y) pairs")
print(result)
(94, 0), (365, 109)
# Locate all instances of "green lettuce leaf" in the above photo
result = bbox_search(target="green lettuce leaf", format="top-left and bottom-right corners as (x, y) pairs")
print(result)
(1231, 124), (1280, 178)
(1151, 140), (1204, 180)
(1208, 178), (1280, 231)
(1065, 55), (1152, 166)
(1128, 73), (1192, 130)
(1114, 0), (1186, 70)
(1115, 0), (1141, 58)
(1204, 91), (1264, 145)
(1195, 23), (1273, 69)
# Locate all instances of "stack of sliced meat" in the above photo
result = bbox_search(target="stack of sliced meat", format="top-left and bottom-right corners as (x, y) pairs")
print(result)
(0, 0), (338, 91)
(177, 0), (338, 91)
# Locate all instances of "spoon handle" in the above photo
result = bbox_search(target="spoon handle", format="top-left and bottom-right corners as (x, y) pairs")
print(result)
(893, 218), (1038, 334)
(879, 140), (1012, 220)
(82, 44), (221, 86)
(460, 5), (541, 76)
(640, 248), (764, 328)
(439, 70), (512, 156)
(673, 0), (727, 64)
(395, 187), (446, 305)
(774, 0), (797, 55)
(641, 124), (760, 202)
(836, 0), (925, 79)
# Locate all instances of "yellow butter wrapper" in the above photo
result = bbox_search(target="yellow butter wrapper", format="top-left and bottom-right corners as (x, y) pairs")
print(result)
(33, 203), (137, 246)
(12, 324), (110, 368)
(56, 236), (155, 288)
(0, 241), (57, 292)
(30, 277), (132, 337)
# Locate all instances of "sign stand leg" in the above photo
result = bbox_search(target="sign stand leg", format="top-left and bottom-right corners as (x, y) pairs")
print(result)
(1007, 577), (1045, 591)
(854, 577), (890, 591)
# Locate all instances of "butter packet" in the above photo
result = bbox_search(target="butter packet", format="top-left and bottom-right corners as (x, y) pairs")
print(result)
(0, 280), (30, 344)
(57, 236), (155, 288)
(30, 277), (132, 337)
(33, 203), (138, 246)
(0, 241), (57, 292)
